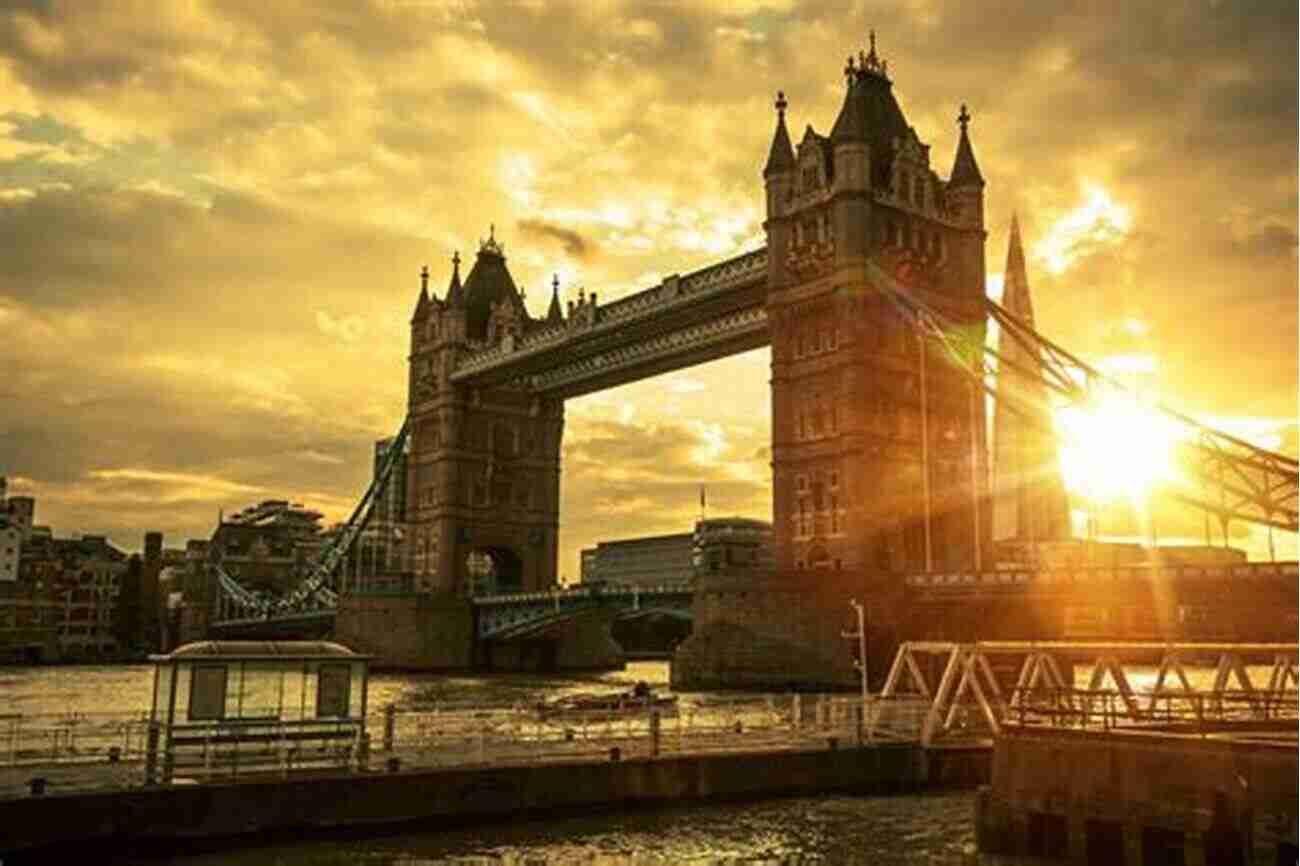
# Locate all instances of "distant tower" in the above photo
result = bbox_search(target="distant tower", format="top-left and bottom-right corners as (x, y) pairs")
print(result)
(405, 237), (565, 595)
(992, 215), (1072, 542)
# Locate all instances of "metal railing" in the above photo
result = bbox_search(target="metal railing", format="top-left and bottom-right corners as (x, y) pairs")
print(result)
(0, 694), (925, 799)
(1003, 687), (1300, 732)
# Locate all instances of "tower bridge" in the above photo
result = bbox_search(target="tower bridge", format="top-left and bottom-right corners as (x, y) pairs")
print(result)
(207, 34), (1298, 682)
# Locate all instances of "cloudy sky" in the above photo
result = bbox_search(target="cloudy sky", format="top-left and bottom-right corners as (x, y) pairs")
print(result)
(1, 0), (1296, 574)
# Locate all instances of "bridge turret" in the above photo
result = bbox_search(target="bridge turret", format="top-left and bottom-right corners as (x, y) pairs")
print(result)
(946, 104), (985, 231)
(410, 265), (430, 325)
(763, 91), (795, 288)
(828, 46), (873, 263)
(944, 105), (987, 305)
(444, 250), (465, 307)
(763, 90), (795, 215)
(545, 274), (564, 325)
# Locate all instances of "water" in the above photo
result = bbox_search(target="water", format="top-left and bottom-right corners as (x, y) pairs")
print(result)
(0, 660), (677, 716)
(149, 792), (983, 865)
(2, 662), (999, 865)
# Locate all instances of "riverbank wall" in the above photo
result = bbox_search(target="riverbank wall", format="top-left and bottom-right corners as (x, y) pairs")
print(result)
(1, 744), (988, 861)
(976, 726), (1298, 865)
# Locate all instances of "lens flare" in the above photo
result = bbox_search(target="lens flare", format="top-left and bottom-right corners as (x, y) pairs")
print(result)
(1054, 390), (1181, 507)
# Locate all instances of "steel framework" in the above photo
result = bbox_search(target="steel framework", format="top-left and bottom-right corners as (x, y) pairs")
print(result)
(212, 416), (411, 618)
(877, 640), (1299, 746)
(868, 260), (1299, 535)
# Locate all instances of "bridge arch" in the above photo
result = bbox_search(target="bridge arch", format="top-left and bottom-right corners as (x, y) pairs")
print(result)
(466, 545), (523, 595)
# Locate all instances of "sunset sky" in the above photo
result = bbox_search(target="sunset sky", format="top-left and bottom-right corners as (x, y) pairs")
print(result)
(1, 1), (1296, 575)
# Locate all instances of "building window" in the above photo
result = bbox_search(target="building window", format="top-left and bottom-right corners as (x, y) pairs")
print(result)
(913, 176), (924, 208)
(831, 496), (839, 533)
(830, 471), (839, 489)
(797, 475), (807, 492)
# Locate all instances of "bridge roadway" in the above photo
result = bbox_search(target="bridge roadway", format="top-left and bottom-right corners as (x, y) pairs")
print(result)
(208, 560), (1296, 642)
(449, 248), (769, 398)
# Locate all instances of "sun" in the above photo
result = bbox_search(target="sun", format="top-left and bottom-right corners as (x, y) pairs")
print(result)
(1053, 390), (1181, 507)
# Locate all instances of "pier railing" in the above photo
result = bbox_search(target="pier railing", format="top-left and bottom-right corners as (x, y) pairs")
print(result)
(0, 694), (933, 798)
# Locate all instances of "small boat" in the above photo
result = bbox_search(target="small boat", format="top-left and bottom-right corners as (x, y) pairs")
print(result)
(534, 683), (678, 720)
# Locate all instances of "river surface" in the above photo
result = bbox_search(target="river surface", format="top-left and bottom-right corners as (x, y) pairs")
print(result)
(0, 661), (1057, 864)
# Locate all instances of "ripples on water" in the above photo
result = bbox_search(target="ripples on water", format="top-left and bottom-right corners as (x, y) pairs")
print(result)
(144, 792), (984, 866)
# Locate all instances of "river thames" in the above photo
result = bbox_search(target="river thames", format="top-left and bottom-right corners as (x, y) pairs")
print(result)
(1, 660), (1033, 865)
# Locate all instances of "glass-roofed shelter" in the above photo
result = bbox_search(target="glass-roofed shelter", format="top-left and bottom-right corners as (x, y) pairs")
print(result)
(149, 641), (371, 728)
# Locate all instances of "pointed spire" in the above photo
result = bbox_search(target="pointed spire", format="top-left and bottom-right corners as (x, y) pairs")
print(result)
(858, 29), (888, 80)
(1001, 214), (1035, 327)
(411, 265), (431, 323)
(950, 103), (985, 187)
(763, 90), (795, 177)
(546, 274), (564, 324)
(830, 68), (867, 144)
(992, 212), (1072, 544)
(445, 250), (465, 306)
(480, 224), (504, 256)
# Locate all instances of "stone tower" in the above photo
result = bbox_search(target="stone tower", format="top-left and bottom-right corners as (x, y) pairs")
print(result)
(765, 35), (992, 579)
(405, 234), (565, 596)
(992, 214), (1072, 542)
(674, 37), (996, 690)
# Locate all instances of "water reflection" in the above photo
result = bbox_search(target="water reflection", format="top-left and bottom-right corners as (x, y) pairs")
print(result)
(147, 792), (982, 866)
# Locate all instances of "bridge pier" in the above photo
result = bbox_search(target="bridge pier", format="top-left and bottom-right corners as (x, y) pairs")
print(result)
(479, 607), (624, 673)
(671, 571), (903, 692)
(335, 592), (474, 670)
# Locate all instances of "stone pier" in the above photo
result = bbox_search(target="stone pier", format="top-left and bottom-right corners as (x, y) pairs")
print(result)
(976, 726), (1298, 865)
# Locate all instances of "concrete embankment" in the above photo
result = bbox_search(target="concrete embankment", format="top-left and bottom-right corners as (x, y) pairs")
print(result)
(1, 744), (988, 861)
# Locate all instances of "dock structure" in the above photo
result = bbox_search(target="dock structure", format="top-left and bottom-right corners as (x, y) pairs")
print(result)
(1, 640), (1293, 861)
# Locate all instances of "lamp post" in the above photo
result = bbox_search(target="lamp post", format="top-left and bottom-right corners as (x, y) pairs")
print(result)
(842, 599), (868, 704)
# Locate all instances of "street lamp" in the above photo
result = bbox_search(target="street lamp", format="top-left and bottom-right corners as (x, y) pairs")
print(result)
(842, 598), (868, 704)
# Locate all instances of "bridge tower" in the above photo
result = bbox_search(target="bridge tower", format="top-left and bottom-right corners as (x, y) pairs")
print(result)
(676, 35), (997, 690)
(764, 38), (991, 579)
(405, 237), (565, 596)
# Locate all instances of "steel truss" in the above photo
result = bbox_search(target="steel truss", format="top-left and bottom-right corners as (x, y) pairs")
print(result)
(878, 641), (1299, 747)
(213, 416), (411, 619)
(867, 260), (1299, 535)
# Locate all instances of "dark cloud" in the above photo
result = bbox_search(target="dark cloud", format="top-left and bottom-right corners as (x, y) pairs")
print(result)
(517, 218), (594, 260)
(1223, 225), (1298, 260)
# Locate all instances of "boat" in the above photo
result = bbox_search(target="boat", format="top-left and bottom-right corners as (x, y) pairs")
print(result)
(534, 683), (678, 721)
